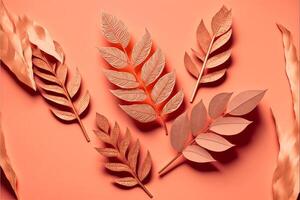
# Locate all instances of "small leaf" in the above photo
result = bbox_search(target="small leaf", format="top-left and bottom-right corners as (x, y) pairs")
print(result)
(118, 128), (131, 157)
(191, 100), (208, 136)
(103, 69), (139, 89)
(208, 92), (232, 119)
(96, 113), (110, 133)
(120, 104), (156, 123)
(227, 90), (267, 116)
(36, 81), (64, 95)
(200, 69), (227, 84)
(128, 139), (140, 172)
(161, 90), (184, 115)
(170, 113), (190, 152)
(184, 52), (199, 78)
(101, 13), (130, 48)
(67, 68), (81, 98)
(105, 163), (131, 173)
(182, 144), (215, 163)
(206, 49), (231, 69)
(51, 108), (76, 121)
(191, 48), (205, 61)
(34, 68), (58, 84)
(211, 6), (232, 37)
(75, 91), (90, 115)
(111, 122), (120, 146)
(98, 47), (128, 69)
(196, 132), (234, 152)
(93, 130), (111, 144)
(138, 151), (152, 181)
(32, 57), (52, 72)
(151, 71), (176, 104)
(141, 48), (165, 85)
(115, 177), (138, 187)
(131, 29), (152, 67)
(211, 29), (232, 53)
(56, 63), (67, 84)
(210, 117), (252, 135)
(96, 148), (118, 157)
(41, 93), (70, 107)
(197, 20), (212, 53)
(110, 89), (146, 102)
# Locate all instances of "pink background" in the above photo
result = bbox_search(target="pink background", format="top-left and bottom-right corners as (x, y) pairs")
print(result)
(1, 0), (299, 199)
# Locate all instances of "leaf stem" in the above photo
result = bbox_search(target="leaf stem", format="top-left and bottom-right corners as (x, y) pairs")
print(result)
(159, 138), (196, 175)
(137, 178), (153, 198)
(122, 47), (168, 135)
(190, 35), (216, 103)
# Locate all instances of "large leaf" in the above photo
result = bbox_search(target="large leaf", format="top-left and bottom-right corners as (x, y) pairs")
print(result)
(211, 6), (232, 37)
(210, 117), (252, 135)
(196, 20), (211, 53)
(170, 113), (190, 152)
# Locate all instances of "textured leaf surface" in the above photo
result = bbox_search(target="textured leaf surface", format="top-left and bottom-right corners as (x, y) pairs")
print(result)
(98, 47), (128, 69)
(96, 113), (110, 133)
(182, 145), (215, 163)
(120, 104), (156, 123)
(104, 69), (139, 89)
(51, 109), (76, 121)
(115, 177), (138, 187)
(110, 89), (146, 102)
(200, 69), (227, 84)
(162, 90), (184, 115)
(184, 52), (199, 78)
(208, 92), (232, 119)
(197, 20), (211, 52)
(206, 50), (231, 69)
(151, 72), (176, 104)
(170, 113), (190, 152)
(196, 132), (234, 152)
(131, 30), (152, 67)
(138, 151), (152, 181)
(210, 117), (252, 135)
(211, 6), (232, 37)
(190, 100), (207, 136)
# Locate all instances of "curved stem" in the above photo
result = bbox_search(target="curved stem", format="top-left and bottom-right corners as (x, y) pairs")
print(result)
(190, 35), (216, 103)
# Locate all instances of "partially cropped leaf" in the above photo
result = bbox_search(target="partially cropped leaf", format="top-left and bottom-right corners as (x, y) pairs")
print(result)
(227, 90), (267, 115)
(101, 12), (130, 48)
(94, 115), (153, 197)
(190, 100), (207, 136)
(103, 69), (139, 89)
(98, 47), (128, 69)
(182, 145), (215, 163)
(131, 29), (152, 67)
(196, 132), (234, 152)
(110, 89), (146, 102)
(210, 117), (252, 135)
(151, 71), (176, 104)
(161, 90), (184, 115)
(120, 104), (156, 123)
(170, 113), (190, 152)
(141, 48), (165, 85)
(208, 92), (232, 119)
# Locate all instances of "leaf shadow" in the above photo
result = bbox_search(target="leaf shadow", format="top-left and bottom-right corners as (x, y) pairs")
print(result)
(0, 168), (18, 199)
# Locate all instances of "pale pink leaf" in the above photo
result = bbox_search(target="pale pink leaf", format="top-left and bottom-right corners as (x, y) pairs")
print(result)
(98, 47), (128, 69)
(196, 132), (234, 152)
(170, 113), (190, 152)
(151, 71), (176, 104)
(131, 29), (152, 67)
(200, 69), (227, 84)
(103, 69), (139, 89)
(120, 104), (156, 123)
(211, 29), (232, 53)
(182, 144), (215, 163)
(184, 52), (199, 78)
(197, 20), (212, 53)
(210, 117), (252, 135)
(110, 89), (146, 102)
(211, 6), (232, 37)
(206, 49), (231, 69)
(161, 90), (184, 115)
(208, 92), (232, 119)
(191, 100), (208, 136)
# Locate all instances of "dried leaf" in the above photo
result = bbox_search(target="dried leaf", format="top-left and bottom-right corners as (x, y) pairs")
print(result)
(197, 20), (211, 53)
(182, 145), (215, 163)
(184, 52), (199, 78)
(138, 151), (152, 181)
(128, 139), (140, 172)
(98, 47), (128, 69)
(141, 48), (165, 86)
(272, 24), (300, 200)
(206, 49), (231, 69)
(190, 100), (207, 136)
(115, 177), (138, 187)
(151, 71), (176, 104)
(67, 68), (81, 98)
(210, 117), (252, 135)
(75, 91), (90, 115)
(36, 81), (65, 95)
(0, 114), (19, 199)
(120, 104), (156, 123)
(208, 92), (232, 119)
(105, 163), (131, 173)
(161, 90), (184, 115)
(101, 12), (130, 48)
(51, 108), (76, 121)
(211, 6), (232, 37)
(186, 5), (233, 102)
(196, 132), (234, 152)
(95, 115), (153, 197)
(100, 13), (182, 136)
(110, 89), (146, 102)
(200, 69), (227, 84)
(96, 148), (118, 157)
(56, 63), (68, 84)
(33, 67), (58, 84)
(211, 29), (232, 53)
(227, 90), (267, 116)
(118, 128), (131, 157)
(103, 69), (139, 89)
(170, 113), (190, 152)
(131, 29), (152, 67)
(32, 57), (52, 72)
(40, 92), (70, 107)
